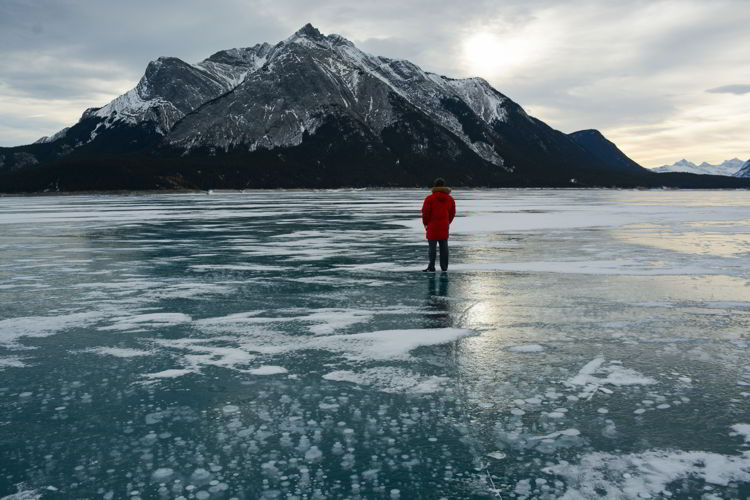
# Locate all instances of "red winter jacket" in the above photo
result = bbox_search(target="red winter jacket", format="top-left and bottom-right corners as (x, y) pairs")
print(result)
(421, 187), (456, 240)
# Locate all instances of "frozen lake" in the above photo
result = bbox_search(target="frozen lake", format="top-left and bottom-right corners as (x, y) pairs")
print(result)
(1, 189), (750, 499)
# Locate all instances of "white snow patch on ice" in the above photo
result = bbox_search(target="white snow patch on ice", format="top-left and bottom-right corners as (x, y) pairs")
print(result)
(0, 489), (43, 500)
(301, 309), (374, 335)
(196, 307), (420, 336)
(508, 344), (545, 353)
(99, 313), (192, 331)
(545, 431), (750, 499)
(731, 423), (750, 443)
(152, 337), (256, 373)
(0, 312), (103, 348)
(85, 347), (151, 358)
(323, 367), (450, 393)
(191, 264), (290, 272)
(142, 368), (195, 379)
(244, 365), (288, 375)
(0, 356), (27, 369)
(152, 327), (475, 377)
(446, 260), (712, 276)
(194, 308), (374, 335)
(565, 357), (656, 398)
(311, 328), (475, 361)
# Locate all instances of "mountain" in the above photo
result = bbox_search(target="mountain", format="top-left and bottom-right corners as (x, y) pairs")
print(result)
(567, 129), (644, 173)
(651, 158), (745, 176)
(734, 159), (750, 178)
(2, 24), (750, 192)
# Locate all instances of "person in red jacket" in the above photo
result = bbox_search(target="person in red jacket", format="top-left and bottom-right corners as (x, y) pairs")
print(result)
(421, 178), (456, 272)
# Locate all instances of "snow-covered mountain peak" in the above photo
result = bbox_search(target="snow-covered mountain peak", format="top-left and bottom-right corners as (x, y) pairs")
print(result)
(653, 158), (746, 176)
(285, 23), (331, 49)
(294, 23), (325, 40)
(674, 159), (697, 168)
(37, 24), (517, 169)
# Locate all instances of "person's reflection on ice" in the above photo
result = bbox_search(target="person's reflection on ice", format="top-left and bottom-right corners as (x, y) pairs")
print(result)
(424, 274), (451, 328)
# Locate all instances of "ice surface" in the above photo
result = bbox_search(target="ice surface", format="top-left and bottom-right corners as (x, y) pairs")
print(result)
(2, 190), (750, 498)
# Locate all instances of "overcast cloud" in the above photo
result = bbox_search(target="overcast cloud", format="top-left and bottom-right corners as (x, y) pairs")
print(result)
(1, 0), (748, 166)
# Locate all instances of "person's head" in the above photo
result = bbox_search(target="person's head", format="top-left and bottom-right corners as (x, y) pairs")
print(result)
(433, 178), (446, 187)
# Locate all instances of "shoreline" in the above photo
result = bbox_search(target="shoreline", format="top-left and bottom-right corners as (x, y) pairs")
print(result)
(2, 185), (750, 197)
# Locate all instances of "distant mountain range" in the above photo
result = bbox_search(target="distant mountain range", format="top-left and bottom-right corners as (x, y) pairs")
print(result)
(1, 24), (749, 192)
(735, 159), (750, 178)
(651, 158), (747, 176)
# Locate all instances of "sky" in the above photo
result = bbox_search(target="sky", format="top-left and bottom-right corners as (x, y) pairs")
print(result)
(0, 0), (748, 167)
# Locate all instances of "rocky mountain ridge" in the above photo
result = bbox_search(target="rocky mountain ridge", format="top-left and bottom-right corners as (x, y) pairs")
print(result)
(2, 24), (749, 192)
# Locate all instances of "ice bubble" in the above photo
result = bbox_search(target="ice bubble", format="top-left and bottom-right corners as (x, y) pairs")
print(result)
(222, 405), (240, 414)
(19, 392), (32, 398)
(514, 479), (532, 495)
(602, 419), (617, 438)
(657, 404), (671, 409)
(190, 468), (212, 484)
(151, 467), (175, 482)
(298, 436), (311, 453)
(144, 412), (163, 425)
(560, 429), (580, 436)
(597, 408), (609, 414)
(487, 451), (507, 460)
(548, 412), (565, 418)
(634, 408), (646, 415)
(305, 446), (323, 462)
(510, 408), (525, 416)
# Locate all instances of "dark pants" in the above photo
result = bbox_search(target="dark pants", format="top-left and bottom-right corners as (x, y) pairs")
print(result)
(428, 239), (449, 271)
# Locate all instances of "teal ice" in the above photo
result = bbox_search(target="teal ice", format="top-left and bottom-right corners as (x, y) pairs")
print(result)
(1, 189), (750, 499)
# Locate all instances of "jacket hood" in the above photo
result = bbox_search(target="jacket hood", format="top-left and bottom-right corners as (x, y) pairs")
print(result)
(431, 186), (452, 194)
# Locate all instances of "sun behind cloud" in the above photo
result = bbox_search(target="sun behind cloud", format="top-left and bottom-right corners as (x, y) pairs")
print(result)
(461, 23), (553, 79)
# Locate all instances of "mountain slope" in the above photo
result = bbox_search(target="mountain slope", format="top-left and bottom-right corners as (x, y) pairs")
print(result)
(568, 130), (646, 173)
(2, 24), (750, 192)
(734, 159), (750, 178)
